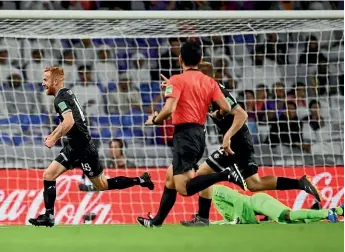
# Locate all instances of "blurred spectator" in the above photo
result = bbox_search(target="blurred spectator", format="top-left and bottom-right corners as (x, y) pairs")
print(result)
(24, 49), (45, 85)
(20, 1), (55, 10)
(242, 44), (282, 90)
(288, 82), (309, 119)
(267, 101), (310, 152)
(214, 69), (237, 91)
(194, 1), (211, 10)
(262, 82), (286, 122)
(107, 73), (143, 115)
(302, 100), (334, 154)
(159, 38), (181, 78)
(3, 70), (39, 114)
(264, 33), (289, 65)
(99, 1), (131, 10)
(241, 90), (256, 122)
(299, 36), (327, 65)
(72, 65), (104, 116)
(128, 52), (151, 90)
(0, 91), (8, 118)
(255, 84), (269, 121)
(60, 49), (78, 88)
(94, 45), (118, 86)
(61, 1), (98, 10)
(270, 1), (301, 10)
(145, 1), (176, 10)
(311, 59), (338, 96)
(75, 39), (97, 67)
(105, 139), (136, 168)
(0, 46), (12, 85)
(303, 100), (325, 132)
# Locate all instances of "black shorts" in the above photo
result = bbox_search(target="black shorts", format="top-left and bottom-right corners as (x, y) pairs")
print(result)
(55, 144), (102, 178)
(172, 123), (206, 176)
(206, 148), (258, 179)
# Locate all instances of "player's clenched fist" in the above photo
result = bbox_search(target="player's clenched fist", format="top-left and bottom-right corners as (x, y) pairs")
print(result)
(44, 135), (56, 148)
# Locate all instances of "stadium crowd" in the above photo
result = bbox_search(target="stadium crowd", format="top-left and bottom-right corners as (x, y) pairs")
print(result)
(0, 1), (343, 168)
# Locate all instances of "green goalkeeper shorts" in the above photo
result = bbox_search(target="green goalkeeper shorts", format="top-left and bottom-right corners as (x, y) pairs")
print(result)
(249, 193), (290, 223)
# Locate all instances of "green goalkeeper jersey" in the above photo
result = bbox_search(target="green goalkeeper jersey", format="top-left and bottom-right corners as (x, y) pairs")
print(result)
(212, 185), (258, 224)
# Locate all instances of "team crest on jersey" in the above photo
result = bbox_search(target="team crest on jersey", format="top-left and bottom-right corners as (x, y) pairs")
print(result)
(165, 85), (173, 95)
(58, 101), (67, 111)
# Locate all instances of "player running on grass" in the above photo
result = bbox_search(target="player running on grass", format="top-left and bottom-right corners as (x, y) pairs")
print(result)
(29, 67), (154, 227)
(210, 185), (342, 224)
(181, 62), (321, 226)
(137, 40), (248, 228)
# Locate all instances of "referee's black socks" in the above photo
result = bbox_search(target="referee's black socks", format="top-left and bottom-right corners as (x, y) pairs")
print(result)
(152, 186), (177, 225)
(198, 196), (212, 219)
(276, 177), (300, 190)
(43, 180), (56, 216)
(186, 172), (228, 196)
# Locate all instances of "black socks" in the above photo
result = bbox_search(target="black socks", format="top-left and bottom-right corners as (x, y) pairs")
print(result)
(186, 171), (228, 196)
(107, 176), (141, 190)
(198, 197), (212, 219)
(276, 177), (300, 190)
(152, 186), (177, 225)
(43, 180), (56, 216)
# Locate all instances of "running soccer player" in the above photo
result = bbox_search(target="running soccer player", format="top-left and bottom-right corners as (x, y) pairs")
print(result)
(137, 40), (245, 228)
(181, 62), (321, 226)
(29, 67), (154, 227)
(211, 185), (342, 224)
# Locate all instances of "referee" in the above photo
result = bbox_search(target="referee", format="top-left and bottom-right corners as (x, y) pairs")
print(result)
(137, 40), (234, 228)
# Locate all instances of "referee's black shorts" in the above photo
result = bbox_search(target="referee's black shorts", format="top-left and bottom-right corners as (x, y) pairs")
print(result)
(172, 123), (206, 176)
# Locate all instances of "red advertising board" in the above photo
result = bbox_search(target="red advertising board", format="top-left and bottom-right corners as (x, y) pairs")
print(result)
(0, 167), (343, 225)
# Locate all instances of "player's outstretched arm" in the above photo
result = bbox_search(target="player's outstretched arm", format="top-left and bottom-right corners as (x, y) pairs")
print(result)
(45, 112), (74, 148)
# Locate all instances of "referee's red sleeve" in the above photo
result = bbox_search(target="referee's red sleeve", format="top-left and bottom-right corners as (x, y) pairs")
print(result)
(211, 79), (224, 101)
(164, 76), (181, 99)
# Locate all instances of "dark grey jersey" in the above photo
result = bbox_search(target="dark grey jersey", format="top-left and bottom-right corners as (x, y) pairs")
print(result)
(54, 88), (92, 150)
(209, 83), (252, 151)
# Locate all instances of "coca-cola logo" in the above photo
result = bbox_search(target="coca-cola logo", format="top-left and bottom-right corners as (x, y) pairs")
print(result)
(0, 175), (113, 225)
(293, 172), (344, 210)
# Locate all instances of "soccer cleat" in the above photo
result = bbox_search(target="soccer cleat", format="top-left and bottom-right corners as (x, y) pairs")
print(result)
(139, 172), (155, 190)
(225, 166), (247, 191)
(136, 216), (161, 228)
(181, 214), (210, 227)
(299, 175), (321, 202)
(327, 209), (338, 223)
(28, 214), (55, 227)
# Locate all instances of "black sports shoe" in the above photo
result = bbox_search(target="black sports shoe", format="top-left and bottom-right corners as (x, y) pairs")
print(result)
(29, 214), (55, 227)
(299, 175), (321, 202)
(139, 172), (154, 190)
(226, 166), (247, 191)
(181, 214), (210, 227)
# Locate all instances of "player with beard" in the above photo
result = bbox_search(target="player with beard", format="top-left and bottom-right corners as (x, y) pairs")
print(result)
(29, 67), (154, 227)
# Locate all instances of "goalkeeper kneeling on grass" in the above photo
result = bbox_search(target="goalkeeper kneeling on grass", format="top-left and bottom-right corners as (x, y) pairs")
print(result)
(211, 185), (343, 224)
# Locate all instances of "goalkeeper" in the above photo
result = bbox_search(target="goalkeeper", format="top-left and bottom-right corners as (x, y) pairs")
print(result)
(211, 185), (343, 224)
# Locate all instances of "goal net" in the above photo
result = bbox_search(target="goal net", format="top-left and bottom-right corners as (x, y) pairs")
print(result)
(0, 10), (343, 225)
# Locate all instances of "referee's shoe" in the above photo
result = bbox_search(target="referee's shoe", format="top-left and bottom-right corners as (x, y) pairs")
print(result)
(226, 167), (247, 191)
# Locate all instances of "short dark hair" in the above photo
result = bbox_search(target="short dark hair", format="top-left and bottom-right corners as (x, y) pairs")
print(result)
(245, 90), (255, 98)
(180, 40), (202, 67)
(287, 101), (297, 110)
(168, 37), (179, 45)
(78, 65), (92, 72)
(309, 99), (321, 109)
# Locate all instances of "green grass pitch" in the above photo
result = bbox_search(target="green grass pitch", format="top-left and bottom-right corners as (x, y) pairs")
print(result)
(0, 222), (343, 252)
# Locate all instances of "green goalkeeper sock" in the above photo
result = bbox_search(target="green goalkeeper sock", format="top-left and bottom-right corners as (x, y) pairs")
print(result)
(289, 209), (328, 222)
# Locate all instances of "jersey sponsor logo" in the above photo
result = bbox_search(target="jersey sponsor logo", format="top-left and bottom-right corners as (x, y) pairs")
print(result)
(58, 101), (68, 111)
(0, 167), (342, 225)
(165, 85), (173, 95)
